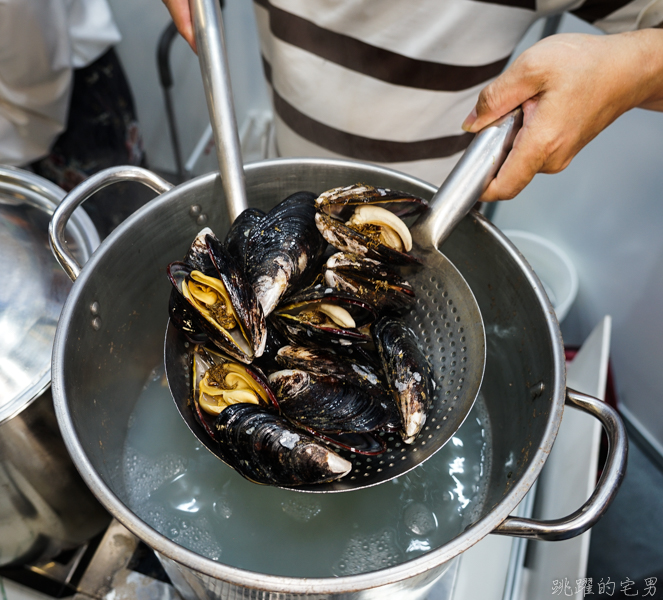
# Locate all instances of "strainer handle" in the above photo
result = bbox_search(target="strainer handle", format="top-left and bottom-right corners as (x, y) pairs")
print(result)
(492, 388), (628, 541)
(190, 0), (248, 222)
(49, 166), (173, 281)
(411, 108), (523, 251)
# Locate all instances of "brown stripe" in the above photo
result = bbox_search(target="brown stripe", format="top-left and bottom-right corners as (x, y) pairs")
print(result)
(254, 0), (509, 92)
(472, 0), (536, 10)
(261, 57), (474, 163)
(571, 0), (638, 23)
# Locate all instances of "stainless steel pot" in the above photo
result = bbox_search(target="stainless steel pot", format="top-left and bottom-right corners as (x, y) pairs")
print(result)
(0, 166), (109, 566)
(49, 160), (627, 599)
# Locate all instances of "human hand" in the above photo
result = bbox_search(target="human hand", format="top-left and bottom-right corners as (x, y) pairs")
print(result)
(162, 0), (196, 51)
(462, 30), (663, 202)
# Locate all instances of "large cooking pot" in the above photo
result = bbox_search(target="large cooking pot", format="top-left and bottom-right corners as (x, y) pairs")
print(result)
(0, 166), (109, 566)
(48, 160), (626, 599)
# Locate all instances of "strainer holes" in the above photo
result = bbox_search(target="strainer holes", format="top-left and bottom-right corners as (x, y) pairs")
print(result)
(455, 316), (461, 322)
(461, 357), (467, 363)
(389, 463), (395, 467)
(435, 328), (441, 334)
(461, 367), (466, 373)
(458, 327), (464, 333)
(377, 468), (383, 473)
(443, 416), (448, 420)
(436, 424), (441, 430)
(428, 434), (433, 439)
(459, 378), (465, 384)
(447, 299), (453, 305)
(451, 307), (457, 313)
(448, 407), (453, 412)
(402, 455), (408, 459)
(443, 291), (448, 297)
(460, 336), (466, 343)
(461, 347), (467, 353)
(350, 476), (357, 480)
(427, 290), (433, 297)
(364, 472), (370, 477)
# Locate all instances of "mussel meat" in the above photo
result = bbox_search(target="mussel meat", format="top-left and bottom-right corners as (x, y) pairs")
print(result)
(168, 230), (267, 363)
(270, 288), (375, 347)
(314, 184), (427, 265)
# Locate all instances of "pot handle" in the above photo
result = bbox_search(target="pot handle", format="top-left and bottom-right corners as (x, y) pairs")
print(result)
(492, 388), (628, 541)
(49, 166), (173, 282)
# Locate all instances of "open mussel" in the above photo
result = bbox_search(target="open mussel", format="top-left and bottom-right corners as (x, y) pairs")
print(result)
(271, 288), (375, 348)
(268, 369), (399, 435)
(325, 252), (416, 314)
(245, 192), (327, 316)
(315, 184), (428, 265)
(168, 230), (267, 363)
(373, 316), (435, 444)
(192, 347), (351, 486)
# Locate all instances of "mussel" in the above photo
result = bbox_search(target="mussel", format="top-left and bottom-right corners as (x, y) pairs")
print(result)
(214, 404), (352, 486)
(224, 207), (265, 270)
(270, 288), (375, 347)
(373, 316), (435, 444)
(314, 184), (428, 265)
(268, 369), (399, 434)
(168, 230), (267, 363)
(245, 192), (327, 316)
(192, 348), (351, 486)
(324, 252), (416, 314)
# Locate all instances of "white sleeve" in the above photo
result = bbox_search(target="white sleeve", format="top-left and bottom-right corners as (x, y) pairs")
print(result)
(585, 0), (663, 33)
(0, 0), (73, 165)
(66, 0), (122, 68)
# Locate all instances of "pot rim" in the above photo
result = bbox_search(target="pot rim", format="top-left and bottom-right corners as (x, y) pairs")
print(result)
(51, 158), (566, 594)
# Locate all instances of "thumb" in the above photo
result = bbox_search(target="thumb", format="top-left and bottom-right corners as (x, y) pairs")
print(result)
(462, 61), (539, 133)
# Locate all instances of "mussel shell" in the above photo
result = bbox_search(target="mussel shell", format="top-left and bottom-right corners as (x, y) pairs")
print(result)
(184, 227), (218, 275)
(271, 288), (376, 347)
(325, 252), (416, 314)
(373, 316), (435, 444)
(245, 192), (327, 316)
(212, 403), (352, 486)
(268, 369), (399, 434)
(316, 184), (428, 221)
(224, 208), (265, 269)
(315, 212), (421, 266)
(167, 234), (267, 363)
(275, 344), (387, 392)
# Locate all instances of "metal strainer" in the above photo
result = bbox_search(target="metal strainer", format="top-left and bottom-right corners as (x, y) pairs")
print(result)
(164, 0), (522, 492)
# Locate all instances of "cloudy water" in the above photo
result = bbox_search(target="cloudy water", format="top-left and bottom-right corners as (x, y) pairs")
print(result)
(121, 365), (490, 578)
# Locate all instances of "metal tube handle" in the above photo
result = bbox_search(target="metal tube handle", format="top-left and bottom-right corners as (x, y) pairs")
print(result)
(493, 388), (628, 541)
(49, 166), (173, 282)
(411, 108), (523, 251)
(190, 0), (248, 222)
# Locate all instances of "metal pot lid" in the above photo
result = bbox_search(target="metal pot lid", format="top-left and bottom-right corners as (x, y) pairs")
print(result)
(0, 166), (99, 424)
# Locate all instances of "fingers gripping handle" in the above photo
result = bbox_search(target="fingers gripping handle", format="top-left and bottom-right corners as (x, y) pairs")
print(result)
(48, 166), (173, 282)
(493, 389), (628, 541)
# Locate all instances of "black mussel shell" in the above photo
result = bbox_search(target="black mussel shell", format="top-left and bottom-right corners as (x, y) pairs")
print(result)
(167, 236), (267, 363)
(245, 192), (327, 316)
(268, 369), (399, 434)
(271, 288), (376, 347)
(373, 316), (435, 444)
(212, 404), (352, 486)
(275, 344), (387, 393)
(184, 227), (218, 275)
(316, 183), (428, 221)
(315, 212), (421, 266)
(325, 252), (416, 314)
(251, 321), (288, 373)
(224, 208), (265, 269)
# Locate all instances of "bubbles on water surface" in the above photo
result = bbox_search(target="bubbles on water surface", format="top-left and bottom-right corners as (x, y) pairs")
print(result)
(281, 496), (323, 523)
(332, 529), (402, 576)
(403, 502), (437, 537)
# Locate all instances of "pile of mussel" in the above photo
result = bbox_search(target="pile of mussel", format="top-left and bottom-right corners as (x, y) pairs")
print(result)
(167, 184), (435, 487)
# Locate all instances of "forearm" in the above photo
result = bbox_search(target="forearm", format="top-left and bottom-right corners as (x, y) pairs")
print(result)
(631, 28), (663, 111)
